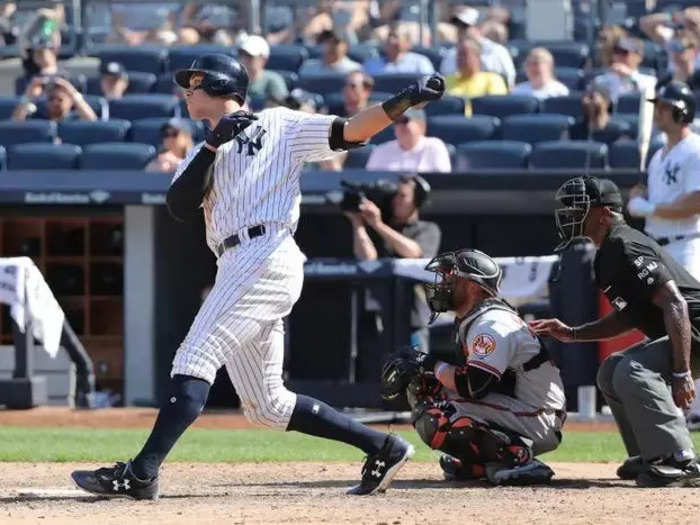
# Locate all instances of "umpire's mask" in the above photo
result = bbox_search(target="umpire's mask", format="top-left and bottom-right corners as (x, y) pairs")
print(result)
(424, 249), (502, 323)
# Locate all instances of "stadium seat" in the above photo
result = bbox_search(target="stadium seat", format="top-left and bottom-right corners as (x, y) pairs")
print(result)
(108, 95), (179, 120)
(456, 141), (532, 170)
(129, 118), (204, 147)
(555, 67), (585, 91)
(167, 45), (235, 71)
(542, 94), (582, 118)
(7, 143), (82, 170)
(0, 145), (6, 170)
(472, 95), (539, 118)
(370, 125), (396, 145)
(427, 114), (500, 144)
(530, 140), (608, 169)
(0, 96), (19, 119)
(612, 114), (639, 137)
(348, 43), (380, 64)
(298, 73), (347, 95)
(374, 73), (422, 93)
(592, 118), (632, 144)
(86, 71), (157, 95)
(273, 70), (299, 91)
(412, 46), (443, 70)
(0, 120), (56, 145)
(81, 143), (156, 170)
(154, 73), (179, 95)
(304, 44), (323, 60)
(94, 45), (168, 73)
(509, 40), (589, 69)
(267, 45), (309, 72)
(345, 144), (376, 169)
(424, 95), (466, 116)
(502, 114), (575, 143)
(609, 138), (664, 169)
(616, 93), (642, 114)
(58, 120), (132, 146)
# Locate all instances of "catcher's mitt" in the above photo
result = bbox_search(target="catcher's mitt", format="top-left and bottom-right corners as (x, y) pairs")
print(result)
(381, 347), (440, 406)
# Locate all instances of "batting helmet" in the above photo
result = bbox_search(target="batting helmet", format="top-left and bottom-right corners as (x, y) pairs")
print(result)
(648, 81), (696, 124)
(175, 54), (248, 103)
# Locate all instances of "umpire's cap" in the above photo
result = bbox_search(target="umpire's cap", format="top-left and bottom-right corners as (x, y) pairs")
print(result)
(647, 81), (696, 124)
(175, 54), (249, 104)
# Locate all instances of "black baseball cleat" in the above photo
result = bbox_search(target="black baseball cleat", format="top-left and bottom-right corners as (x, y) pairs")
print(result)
(636, 459), (700, 488)
(485, 458), (554, 486)
(617, 455), (646, 480)
(347, 435), (414, 495)
(71, 460), (159, 500)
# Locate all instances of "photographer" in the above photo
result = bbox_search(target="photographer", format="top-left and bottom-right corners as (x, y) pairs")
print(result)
(13, 77), (97, 122)
(344, 174), (441, 350)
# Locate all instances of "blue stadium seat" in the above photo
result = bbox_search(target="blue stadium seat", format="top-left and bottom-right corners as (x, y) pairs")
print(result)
(374, 73), (422, 93)
(0, 120), (56, 145)
(472, 95), (539, 118)
(609, 138), (664, 169)
(0, 145), (6, 170)
(425, 95), (465, 116)
(427, 114), (500, 144)
(154, 73), (178, 95)
(612, 114), (639, 137)
(411, 46), (443, 70)
(456, 141), (532, 170)
(86, 71), (157, 95)
(7, 143), (82, 170)
(542, 94), (582, 118)
(129, 118), (204, 147)
(502, 114), (575, 143)
(509, 40), (589, 69)
(592, 118), (632, 144)
(0, 96), (19, 119)
(95, 46), (168, 73)
(304, 44), (323, 60)
(555, 67), (585, 91)
(267, 45), (309, 72)
(81, 143), (156, 170)
(348, 43), (380, 64)
(273, 70), (299, 91)
(298, 73), (347, 95)
(108, 95), (179, 120)
(616, 93), (642, 114)
(346, 144), (376, 169)
(167, 45), (235, 71)
(58, 120), (131, 146)
(370, 125), (396, 145)
(530, 140), (608, 169)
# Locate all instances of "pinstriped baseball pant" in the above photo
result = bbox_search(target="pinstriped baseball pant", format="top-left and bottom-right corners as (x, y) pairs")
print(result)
(171, 228), (304, 428)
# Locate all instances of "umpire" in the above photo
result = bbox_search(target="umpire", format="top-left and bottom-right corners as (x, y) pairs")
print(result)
(530, 175), (700, 487)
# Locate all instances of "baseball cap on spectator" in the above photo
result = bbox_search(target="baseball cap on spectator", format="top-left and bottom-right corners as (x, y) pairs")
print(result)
(161, 118), (193, 137)
(100, 61), (128, 80)
(239, 35), (270, 58)
(613, 37), (644, 56)
(451, 7), (480, 28)
(396, 108), (426, 124)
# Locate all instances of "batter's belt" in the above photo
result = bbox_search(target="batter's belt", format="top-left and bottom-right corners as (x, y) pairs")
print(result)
(215, 224), (266, 257)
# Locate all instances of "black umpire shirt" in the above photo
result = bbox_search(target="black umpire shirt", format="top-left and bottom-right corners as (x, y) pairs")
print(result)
(594, 222), (700, 342)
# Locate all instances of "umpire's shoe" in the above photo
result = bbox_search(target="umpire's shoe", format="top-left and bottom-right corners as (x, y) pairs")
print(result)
(636, 458), (700, 488)
(347, 435), (414, 495)
(71, 460), (159, 500)
(617, 456), (646, 480)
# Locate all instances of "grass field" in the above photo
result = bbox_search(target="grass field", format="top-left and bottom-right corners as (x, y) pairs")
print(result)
(2, 426), (699, 463)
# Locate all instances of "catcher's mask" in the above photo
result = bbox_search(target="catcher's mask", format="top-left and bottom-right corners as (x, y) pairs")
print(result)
(423, 249), (502, 323)
(554, 176), (623, 252)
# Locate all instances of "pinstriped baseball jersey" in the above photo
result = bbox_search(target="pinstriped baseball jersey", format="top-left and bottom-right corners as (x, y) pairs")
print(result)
(172, 107), (337, 254)
(457, 309), (565, 411)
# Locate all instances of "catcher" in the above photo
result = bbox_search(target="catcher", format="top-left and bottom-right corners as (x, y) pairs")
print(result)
(382, 249), (566, 484)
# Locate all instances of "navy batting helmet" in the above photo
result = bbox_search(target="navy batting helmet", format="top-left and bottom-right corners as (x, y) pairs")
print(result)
(648, 81), (696, 124)
(175, 54), (248, 103)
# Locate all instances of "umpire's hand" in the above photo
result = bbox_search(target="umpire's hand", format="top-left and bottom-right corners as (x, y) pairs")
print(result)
(206, 110), (258, 149)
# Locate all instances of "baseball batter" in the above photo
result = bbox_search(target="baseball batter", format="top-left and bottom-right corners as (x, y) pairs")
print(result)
(381, 249), (565, 485)
(626, 81), (700, 426)
(72, 53), (446, 498)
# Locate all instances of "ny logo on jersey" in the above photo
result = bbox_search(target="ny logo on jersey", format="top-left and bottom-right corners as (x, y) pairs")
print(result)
(663, 162), (680, 185)
(235, 126), (267, 156)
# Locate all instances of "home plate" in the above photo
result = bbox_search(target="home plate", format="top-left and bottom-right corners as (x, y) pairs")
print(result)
(12, 487), (85, 498)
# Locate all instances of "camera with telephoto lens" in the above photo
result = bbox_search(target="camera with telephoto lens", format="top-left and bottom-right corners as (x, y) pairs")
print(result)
(339, 179), (397, 216)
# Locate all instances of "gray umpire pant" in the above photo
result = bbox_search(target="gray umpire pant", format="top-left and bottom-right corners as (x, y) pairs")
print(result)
(596, 337), (700, 461)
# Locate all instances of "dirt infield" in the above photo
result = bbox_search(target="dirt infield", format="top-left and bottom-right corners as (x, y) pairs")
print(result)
(2, 461), (699, 524)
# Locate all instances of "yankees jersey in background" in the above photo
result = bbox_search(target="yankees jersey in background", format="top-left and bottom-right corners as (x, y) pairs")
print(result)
(171, 107), (338, 255)
(645, 133), (700, 239)
(456, 306), (565, 411)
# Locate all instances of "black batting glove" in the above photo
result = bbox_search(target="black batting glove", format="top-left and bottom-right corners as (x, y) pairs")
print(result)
(205, 110), (258, 149)
(382, 73), (446, 120)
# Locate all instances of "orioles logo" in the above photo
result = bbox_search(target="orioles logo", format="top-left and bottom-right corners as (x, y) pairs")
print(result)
(472, 333), (496, 356)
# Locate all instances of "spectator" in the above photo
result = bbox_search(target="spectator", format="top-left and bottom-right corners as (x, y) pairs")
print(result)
(363, 23), (434, 75)
(15, 9), (66, 95)
(440, 7), (516, 89)
(593, 25), (628, 68)
(338, 70), (374, 117)
(446, 37), (508, 116)
(512, 48), (569, 100)
(299, 29), (361, 75)
(658, 32), (700, 91)
(146, 118), (194, 173)
(0, 2), (18, 46)
(591, 36), (656, 104)
(282, 88), (319, 114)
(480, 19), (508, 45)
(301, 0), (369, 45)
(569, 81), (628, 144)
(13, 77), (97, 122)
(366, 108), (451, 173)
(344, 173), (441, 351)
(237, 34), (288, 104)
(99, 61), (129, 100)
(640, 7), (700, 47)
